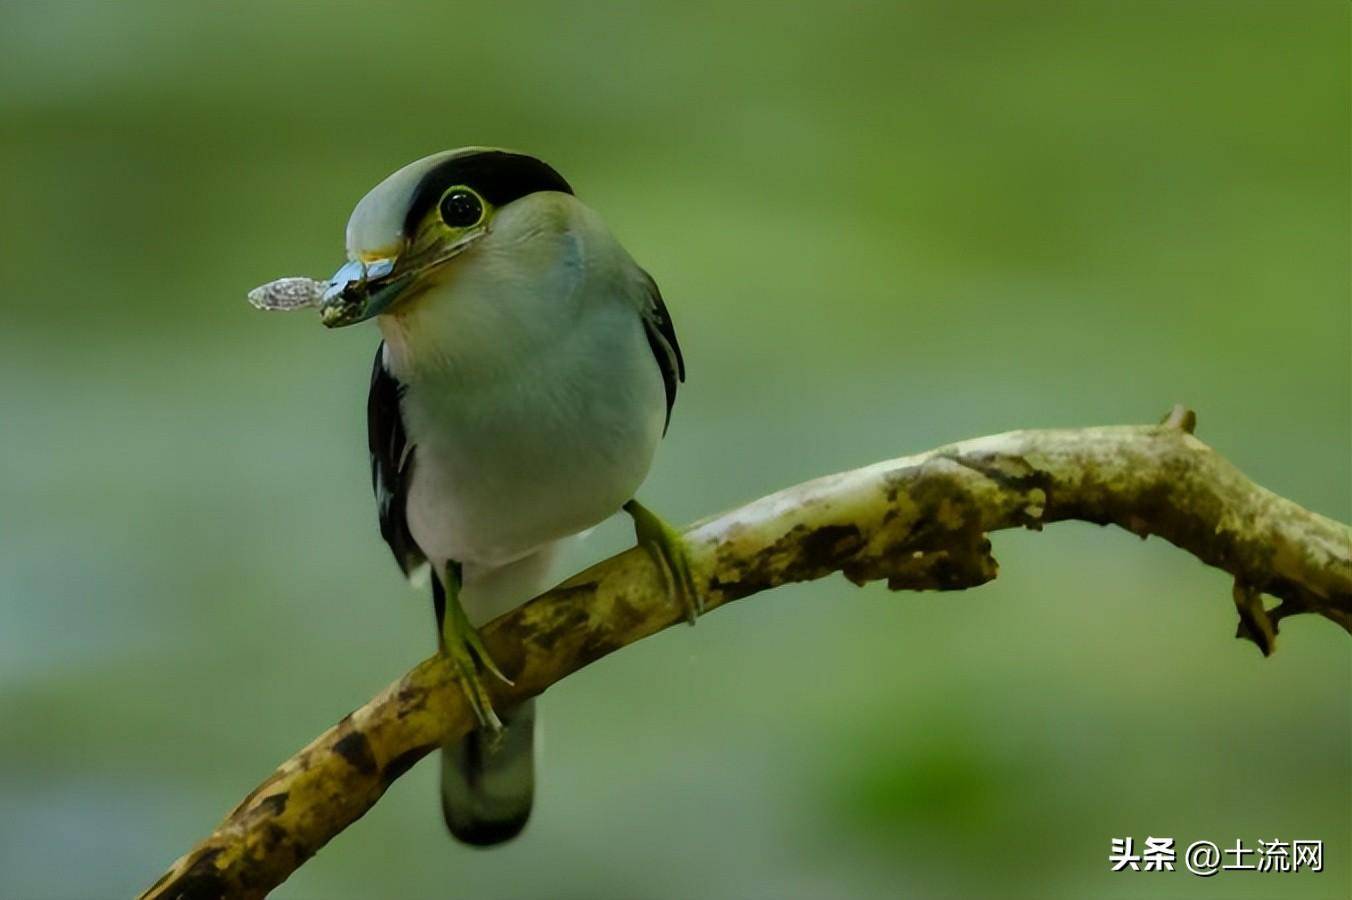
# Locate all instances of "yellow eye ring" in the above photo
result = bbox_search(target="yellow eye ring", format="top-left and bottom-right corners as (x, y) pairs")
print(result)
(438, 186), (484, 228)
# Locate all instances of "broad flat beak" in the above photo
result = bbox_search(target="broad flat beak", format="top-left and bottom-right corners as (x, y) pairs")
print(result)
(319, 226), (487, 328)
(319, 258), (408, 328)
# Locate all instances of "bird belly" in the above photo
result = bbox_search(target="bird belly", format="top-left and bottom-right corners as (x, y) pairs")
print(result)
(401, 314), (666, 570)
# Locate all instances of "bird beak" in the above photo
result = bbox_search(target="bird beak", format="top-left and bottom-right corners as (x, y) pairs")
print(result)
(319, 258), (407, 328)
(319, 229), (486, 328)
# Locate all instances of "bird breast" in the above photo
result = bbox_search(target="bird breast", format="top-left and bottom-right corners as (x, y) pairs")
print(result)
(395, 293), (667, 570)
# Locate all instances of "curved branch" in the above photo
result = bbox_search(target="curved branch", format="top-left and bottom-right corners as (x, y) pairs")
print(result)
(140, 409), (1350, 900)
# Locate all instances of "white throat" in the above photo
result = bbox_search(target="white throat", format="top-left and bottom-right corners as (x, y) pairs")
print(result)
(378, 191), (609, 384)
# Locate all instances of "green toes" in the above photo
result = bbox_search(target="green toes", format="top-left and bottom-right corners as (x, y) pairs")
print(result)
(441, 628), (504, 733)
(623, 498), (702, 625)
(438, 565), (513, 733)
(437, 498), (700, 736)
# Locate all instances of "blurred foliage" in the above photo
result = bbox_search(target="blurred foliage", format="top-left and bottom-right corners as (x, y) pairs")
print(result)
(1, 2), (1347, 898)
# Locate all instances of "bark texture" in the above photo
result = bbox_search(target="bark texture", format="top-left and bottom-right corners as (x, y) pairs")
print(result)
(141, 410), (1351, 899)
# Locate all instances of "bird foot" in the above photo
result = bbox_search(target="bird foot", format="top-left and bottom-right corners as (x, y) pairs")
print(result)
(624, 499), (702, 625)
(440, 599), (513, 733)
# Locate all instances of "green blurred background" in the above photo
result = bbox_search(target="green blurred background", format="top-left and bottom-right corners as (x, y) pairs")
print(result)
(1, 2), (1348, 898)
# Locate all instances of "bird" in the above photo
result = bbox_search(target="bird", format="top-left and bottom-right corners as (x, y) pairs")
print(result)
(316, 148), (696, 846)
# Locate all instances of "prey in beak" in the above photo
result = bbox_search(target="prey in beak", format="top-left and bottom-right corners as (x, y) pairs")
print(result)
(253, 149), (550, 326)
(319, 257), (404, 328)
(320, 226), (487, 328)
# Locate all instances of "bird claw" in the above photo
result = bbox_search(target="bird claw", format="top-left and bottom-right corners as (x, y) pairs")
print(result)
(442, 636), (503, 732)
(624, 499), (702, 625)
(440, 593), (513, 733)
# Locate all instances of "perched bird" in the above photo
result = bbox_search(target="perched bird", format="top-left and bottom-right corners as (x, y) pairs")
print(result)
(318, 148), (695, 846)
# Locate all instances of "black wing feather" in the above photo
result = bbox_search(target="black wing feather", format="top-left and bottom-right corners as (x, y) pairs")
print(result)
(367, 343), (424, 576)
(638, 270), (685, 433)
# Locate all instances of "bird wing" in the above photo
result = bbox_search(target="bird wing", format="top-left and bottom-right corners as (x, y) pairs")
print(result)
(637, 269), (685, 433)
(367, 342), (425, 576)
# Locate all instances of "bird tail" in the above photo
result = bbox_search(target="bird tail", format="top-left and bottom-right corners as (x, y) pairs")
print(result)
(436, 544), (561, 847)
(440, 697), (536, 845)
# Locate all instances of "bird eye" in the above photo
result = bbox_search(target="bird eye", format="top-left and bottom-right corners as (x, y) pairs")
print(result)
(438, 188), (483, 228)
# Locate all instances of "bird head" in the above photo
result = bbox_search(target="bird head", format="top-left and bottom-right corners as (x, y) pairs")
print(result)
(320, 148), (573, 328)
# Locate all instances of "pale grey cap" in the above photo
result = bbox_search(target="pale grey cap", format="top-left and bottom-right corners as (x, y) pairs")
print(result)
(344, 147), (573, 259)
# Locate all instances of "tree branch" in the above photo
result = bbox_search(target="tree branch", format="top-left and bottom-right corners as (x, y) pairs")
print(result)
(140, 409), (1350, 900)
